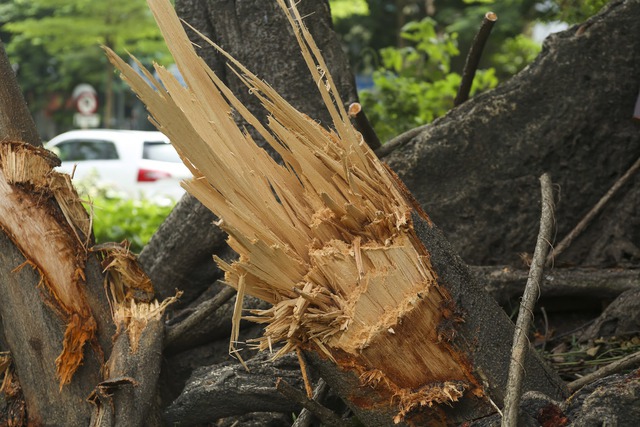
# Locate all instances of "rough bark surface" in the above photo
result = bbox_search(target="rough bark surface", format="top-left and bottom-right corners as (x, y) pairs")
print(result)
(0, 41), (41, 146)
(580, 288), (640, 341)
(385, 0), (640, 268)
(474, 266), (640, 306)
(564, 370), (640, 425)
(163, 352), (304, 425)
(0, 233), (101, 425)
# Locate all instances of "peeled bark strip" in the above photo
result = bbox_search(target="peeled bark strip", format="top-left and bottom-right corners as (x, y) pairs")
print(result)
(0, 141), (99, 387)
(109, 0), (566, 423)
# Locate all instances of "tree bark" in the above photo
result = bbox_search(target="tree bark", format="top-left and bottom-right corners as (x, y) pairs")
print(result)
(163, 352), (304, 425)
(0, 41), (115, 425)
(474, 266), (640, 307)
(385, 0), (640, 268)
(0, 41), (41, 146)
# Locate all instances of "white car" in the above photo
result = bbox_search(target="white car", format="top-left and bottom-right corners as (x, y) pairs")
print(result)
(46, 129), (191, 202)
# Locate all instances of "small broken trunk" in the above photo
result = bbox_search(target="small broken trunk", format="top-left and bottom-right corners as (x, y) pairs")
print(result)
(109, 0), (567, 424)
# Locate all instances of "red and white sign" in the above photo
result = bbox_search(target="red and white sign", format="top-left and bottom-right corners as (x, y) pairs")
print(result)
(76, 92), (98, 115)
(71, 84), (100, 128)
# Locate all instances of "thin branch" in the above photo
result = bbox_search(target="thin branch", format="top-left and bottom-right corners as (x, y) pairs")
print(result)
(375, 125), (428, 158)
(348, 102), (381, 150)
(454, 12), (498, 106)
(567, 350), (640, 393)
(164, 284), (236, 348)
(292, 378), (330, 427)
(546, 155), (640, 266)
(275, 378), (344, 427)
(502, 173), (555, 427)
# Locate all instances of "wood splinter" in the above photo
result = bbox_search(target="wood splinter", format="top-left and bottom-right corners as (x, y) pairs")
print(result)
(107, 0), (567, 424)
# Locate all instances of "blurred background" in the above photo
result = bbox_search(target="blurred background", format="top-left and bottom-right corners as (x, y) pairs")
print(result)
(0, 0), (606, 140)
(0, 0), (608, 251)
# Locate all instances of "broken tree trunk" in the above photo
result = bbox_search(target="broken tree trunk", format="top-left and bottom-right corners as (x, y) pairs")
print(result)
(0, 40), (113, 425)
(139, 0), (357, 306)
(109, 1), (567, 424)
(0, 40), (170, 426)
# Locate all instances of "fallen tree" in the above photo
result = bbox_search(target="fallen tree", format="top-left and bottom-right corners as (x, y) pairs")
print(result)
(108, 1), (567, 425)
(0, 0), (639, 425)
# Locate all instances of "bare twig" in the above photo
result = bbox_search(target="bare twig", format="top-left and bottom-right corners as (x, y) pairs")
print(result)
(567, 350), (640, 392)
(374, 124), (428, 158)
(540, 306), (549, 352)
(292, 378), (330, 427)
(348, 102), (381, 150)
(546, 156), (640, 266)
(275, 378), (344, 427)
(502, 173), (555, 427)
(164, 284), (236, 348)
(454, 12), (498, 106)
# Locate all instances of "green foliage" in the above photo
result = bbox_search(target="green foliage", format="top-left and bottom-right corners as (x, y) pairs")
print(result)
(329, 0), (369, 20)
(360, 18), (498, 141)
(491, 34), (541, 77)
(551, 0), (609, 24)
(1, 0), (169, 119)
(89, 196), (172, 253)
(75, 174), (173, 253)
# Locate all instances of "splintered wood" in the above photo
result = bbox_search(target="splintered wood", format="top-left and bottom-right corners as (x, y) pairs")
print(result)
(107, 0), (479, 420)
(0, 140), (97, 387)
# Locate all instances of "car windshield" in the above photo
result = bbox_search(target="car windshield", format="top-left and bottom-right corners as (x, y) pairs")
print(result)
(143, 141), (182, 163)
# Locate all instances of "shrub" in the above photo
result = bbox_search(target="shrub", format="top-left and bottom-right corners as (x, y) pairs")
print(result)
(360, 17), (498, 142)
(75, 173), (174, 253)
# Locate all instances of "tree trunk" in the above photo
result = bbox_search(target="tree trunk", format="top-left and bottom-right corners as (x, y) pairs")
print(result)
(385, 0), (640, 268)
(0, 40), (166, 426)
(0, 40), (114, 425)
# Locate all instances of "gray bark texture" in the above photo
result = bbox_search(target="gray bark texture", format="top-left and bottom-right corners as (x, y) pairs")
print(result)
(385, 0), (640, 268)
(0, 41), (41, 147)
(163, 352), (304, 425)
(475, 266), (640, 306)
